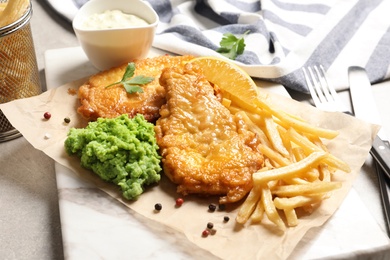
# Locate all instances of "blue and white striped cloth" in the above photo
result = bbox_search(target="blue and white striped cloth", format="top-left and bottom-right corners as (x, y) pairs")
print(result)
(46, 0), (390, 93)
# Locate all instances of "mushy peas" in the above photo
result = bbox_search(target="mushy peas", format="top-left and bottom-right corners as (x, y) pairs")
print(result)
(64, 114), (161, 200)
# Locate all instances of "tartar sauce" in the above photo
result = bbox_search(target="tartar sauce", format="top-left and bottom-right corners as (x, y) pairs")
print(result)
(81, 10), (149, 30)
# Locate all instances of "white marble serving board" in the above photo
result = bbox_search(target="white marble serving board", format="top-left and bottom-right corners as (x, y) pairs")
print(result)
(45, 46), (390, 259)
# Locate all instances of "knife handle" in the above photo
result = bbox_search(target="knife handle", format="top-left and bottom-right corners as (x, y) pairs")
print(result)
(370, 135), (390, 180)
(375, 162), (390, 237)
(375, 161), (390, 237)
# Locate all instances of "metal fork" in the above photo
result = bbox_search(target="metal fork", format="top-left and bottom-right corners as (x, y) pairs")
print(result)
(302, 65), (348, 112)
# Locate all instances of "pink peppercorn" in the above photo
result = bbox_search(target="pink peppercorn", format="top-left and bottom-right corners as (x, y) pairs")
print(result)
(43, 112), (51, 120)
(175, 198), (184, 207)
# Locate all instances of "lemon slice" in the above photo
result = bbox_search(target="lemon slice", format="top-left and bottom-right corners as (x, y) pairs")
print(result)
(188, 56), (259, 110)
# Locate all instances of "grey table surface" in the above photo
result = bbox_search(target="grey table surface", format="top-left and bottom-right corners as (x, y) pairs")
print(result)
(1, 1), (389, 259)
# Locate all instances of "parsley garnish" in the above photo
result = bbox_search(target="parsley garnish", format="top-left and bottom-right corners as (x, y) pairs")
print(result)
(105, 62), (154, 94)
(216, 30), (250, 60)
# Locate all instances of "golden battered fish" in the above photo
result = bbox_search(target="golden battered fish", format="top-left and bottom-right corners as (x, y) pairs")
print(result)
(155, 63), (264, 204)
(77, 55), (194, 122)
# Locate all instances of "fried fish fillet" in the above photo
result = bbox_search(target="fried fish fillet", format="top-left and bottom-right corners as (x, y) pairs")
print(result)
(77, 55), (194, 122)
(155, 63), (264, 204)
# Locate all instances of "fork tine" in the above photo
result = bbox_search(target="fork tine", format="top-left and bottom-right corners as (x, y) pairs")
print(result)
(309, 66), (327, 103)
(315, 65), (333, 102)
(302, 67), (321, 107)
(308, 66), (327, 103)
(303, 65), (347, 112)
(319, 65), (342, 104)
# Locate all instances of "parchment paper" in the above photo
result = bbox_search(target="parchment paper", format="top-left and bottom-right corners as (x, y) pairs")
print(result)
(0, 79), (379, 260)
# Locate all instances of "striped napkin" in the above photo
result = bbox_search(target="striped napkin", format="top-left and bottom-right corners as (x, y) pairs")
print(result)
(45, 0), (390, 93)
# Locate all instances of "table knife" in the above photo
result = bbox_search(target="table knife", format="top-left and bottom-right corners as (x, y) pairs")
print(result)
(348, 66), (390, 178)
(348, 66), (390, 235)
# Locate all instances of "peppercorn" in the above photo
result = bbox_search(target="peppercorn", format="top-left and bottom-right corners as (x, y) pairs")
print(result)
(43, 112), (51, 120)
(202, 229), (210, 237)
(175, 198), (184, 207)
(218, 204), (226, 211)
(208, 203), (217, 212)
(154, 203), (162, 211)
(207, 222), (214, 229)
(64, 117), (71, 124)
(223, 216), (230, 222)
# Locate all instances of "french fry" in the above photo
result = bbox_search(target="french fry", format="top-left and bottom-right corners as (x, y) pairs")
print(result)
(304, 168), (320, 182)
(253, 151), (328, 184)
(257, 143), (290, 167)
(225, 92), (263, 116)
(292, 146), (306, 162)
(286, 128), (351, 173)
(290, 147), (318, 182)
(0, 3), (7, 13)
(277, 125), (294, 162)
(263, 158), (275, 170)
(319, 163), (331, 182)
(0, 0), (30, 27)
(272, 182), (342, 197)
(262, 186), (285, 231)
(222, 74), (350, 231)
(253, 98), (339, 139)
(283, 177), (310, 185)
(237, 111), (271, 147)
(284, 208), (298, 227)
(264, 116), (290, 157)
(273, 195), (323, 209)
(309, 134), (329, 152)
(244, 109), (266, 127)
(236, 185), (262, 224)
(250, 199), (265, 223)
(221, 98), (231, 108)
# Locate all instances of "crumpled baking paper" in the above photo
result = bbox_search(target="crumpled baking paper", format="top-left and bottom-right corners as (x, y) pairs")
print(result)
(0, 78), (379, 259)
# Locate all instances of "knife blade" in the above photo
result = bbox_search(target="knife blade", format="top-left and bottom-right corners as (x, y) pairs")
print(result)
(348, 66), (390, 179)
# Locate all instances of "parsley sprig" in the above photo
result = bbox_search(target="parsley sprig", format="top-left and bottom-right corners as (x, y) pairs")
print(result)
(105, 62), (154, 94)
(217, 30), (250, 60)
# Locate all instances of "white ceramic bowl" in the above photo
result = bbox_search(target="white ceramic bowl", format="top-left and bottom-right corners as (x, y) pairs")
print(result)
(72, 0), (159, 71)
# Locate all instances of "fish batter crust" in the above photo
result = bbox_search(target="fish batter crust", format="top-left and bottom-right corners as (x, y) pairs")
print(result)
(77, 55), (194, 122)
(155, 63), (264, 204)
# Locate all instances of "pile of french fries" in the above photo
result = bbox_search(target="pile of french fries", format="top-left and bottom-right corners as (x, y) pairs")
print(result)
(223, 90), (350, 231)
(0, 0), (29, 27)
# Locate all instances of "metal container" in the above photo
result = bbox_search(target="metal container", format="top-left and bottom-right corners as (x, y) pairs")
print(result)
(0, 1), (41, 142)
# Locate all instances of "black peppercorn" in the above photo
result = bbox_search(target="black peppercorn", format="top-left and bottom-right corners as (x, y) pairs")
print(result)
(218, 204), (226, 211)
(154, 203), (162, 211)
(208, 203), (217, 212)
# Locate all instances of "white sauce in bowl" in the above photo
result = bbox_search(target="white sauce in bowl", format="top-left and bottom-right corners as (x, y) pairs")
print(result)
(80, 10), (149, 30)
